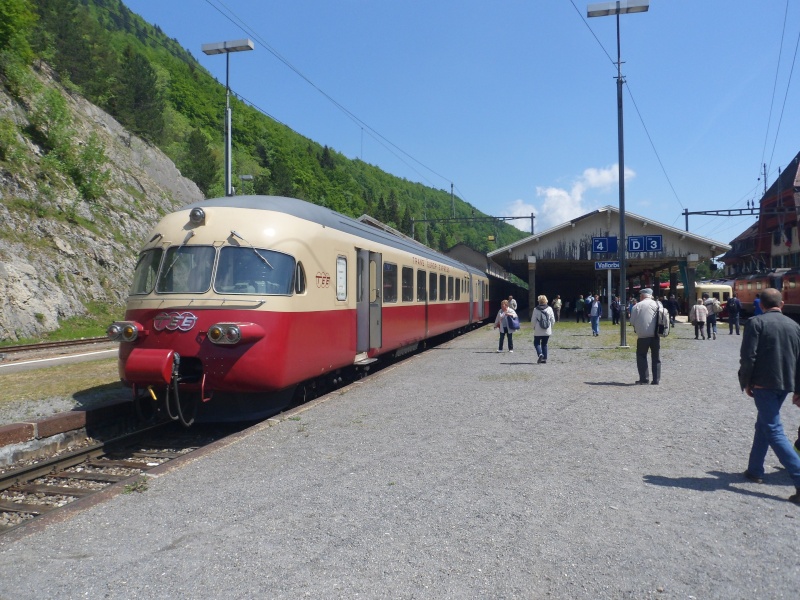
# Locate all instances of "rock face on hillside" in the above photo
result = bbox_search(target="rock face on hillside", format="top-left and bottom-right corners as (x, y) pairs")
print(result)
(0, 68), (204, 342)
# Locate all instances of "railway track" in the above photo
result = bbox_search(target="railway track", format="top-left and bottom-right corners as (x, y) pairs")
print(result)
(0, 421), (244, 535)
(0, 337), (110, 356)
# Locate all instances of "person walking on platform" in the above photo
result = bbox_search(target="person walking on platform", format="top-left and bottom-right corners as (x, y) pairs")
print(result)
(589, 294), (603, 336)
(630, 288), (661, 385)
(508, 295), (517, 311)
(552, 295), (562, 322)
(533, 294), (555, 364)
(703, 292), (721, 340)
(576, 295), (586, 323)
(494, 299), (517, 353)
(737, 287), (800, 505)
(666, 294), (680, 326)
(727, 293), (742, 335)
(689, 298), (708, 340)
(611, 296), (621, 325)
(753, 293), (763, 316)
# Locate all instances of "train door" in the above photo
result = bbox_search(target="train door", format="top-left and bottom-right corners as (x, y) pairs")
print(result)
(369, 252), (382, 350)
(476, 279), (486, 319)
(468, 274), (475, 324)
(356, 248), (382, 354)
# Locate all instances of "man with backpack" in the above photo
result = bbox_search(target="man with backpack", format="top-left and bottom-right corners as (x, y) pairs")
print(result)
(703, 292), (722, 340)
(630, 288), (664, 385)
(727, 293), (742, 335)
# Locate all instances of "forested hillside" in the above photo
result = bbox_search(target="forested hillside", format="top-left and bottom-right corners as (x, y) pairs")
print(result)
(17, 0), (527, 253)
(0, 0), (527, 342)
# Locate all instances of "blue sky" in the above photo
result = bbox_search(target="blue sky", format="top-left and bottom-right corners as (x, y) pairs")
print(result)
(124, 0), (799, 249)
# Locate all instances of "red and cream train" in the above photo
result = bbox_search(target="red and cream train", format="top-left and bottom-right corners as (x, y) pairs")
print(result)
(107, 195), (490, 425)
(732, 269), (800, 317)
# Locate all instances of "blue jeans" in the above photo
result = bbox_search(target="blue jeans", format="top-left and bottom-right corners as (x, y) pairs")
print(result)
(534, 335), (549, 359)
(729, 314), (740, 334)
(590, 315), (600, 335)
(747, 388), (800, 487)
(706, 314), (717, 337)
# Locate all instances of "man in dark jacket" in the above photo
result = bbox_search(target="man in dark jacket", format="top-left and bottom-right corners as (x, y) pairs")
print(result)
(738, 287), (800, 505)
(666, 294), (680, 326)
(726, 293), (742, 335)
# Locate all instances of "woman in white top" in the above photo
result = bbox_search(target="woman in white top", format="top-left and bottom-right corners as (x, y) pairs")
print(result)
(533, 294), (555, 363)
(688, 299), (708, 340)
(494, 299), (518, 352)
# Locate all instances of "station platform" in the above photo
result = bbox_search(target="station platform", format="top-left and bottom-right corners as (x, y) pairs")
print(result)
(0, 319), (798, 598)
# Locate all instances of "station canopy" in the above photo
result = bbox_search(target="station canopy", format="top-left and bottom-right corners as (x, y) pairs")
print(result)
(488, 205), (732, 285)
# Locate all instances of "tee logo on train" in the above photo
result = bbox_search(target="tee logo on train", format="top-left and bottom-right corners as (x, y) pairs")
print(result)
(153, 311), (199, 332)
(315, 272), (331, 288)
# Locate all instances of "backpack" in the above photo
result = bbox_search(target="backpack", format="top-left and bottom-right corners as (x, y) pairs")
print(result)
(656, 302), (670, 337)
(536, 307), (550, 329)
(710, 299), (722, 315)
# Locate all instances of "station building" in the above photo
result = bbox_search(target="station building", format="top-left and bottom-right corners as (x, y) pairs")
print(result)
(487, 205), (731, 318)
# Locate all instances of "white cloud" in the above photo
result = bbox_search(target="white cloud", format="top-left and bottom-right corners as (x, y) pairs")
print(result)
(504, 199), (538, 232)
(515, 164), (635, 230)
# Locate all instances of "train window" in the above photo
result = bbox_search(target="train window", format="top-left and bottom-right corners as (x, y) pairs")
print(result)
(157, 246), (215, 293)
(401, 267), (414, 302)
(383, 263), (398, 303)
(756, 281), (762, 290)
(130, 248), (163, 295)
(369, 260), (377, 302)
(294, 262), (307, 294)
(214, 246), (294, 295)
(417, 269), (426, 301)
(789, 279), (797, 289)
(440, 274), (447, 301)
(455, 277), (461, 301)
(448, 276), (454, 300)
(336, 256), (347, 301)
(357, 256), (363, 302)
(429, 272), (438, 301)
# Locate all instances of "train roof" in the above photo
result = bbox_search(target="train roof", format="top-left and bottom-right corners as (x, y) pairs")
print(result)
(183, 195), (487, 278)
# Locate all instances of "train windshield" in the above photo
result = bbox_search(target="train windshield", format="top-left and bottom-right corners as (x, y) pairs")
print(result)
(129, 248), (163, 295)
(156, 246), (215, 293)
(215, 246), (295, 295)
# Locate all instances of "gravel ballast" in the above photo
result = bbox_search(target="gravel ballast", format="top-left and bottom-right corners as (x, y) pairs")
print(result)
(0, 319), (798, 598)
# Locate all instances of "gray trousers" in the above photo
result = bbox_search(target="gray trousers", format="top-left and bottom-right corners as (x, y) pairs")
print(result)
(636, 336), (661, 383)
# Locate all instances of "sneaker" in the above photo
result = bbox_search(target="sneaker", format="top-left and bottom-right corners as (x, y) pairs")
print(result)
(537, 355), (545, 364)
(635, 380), (649, 385)
(497, 349), (502, 353)
(743, 470), (764, 484)
(789, 489), (800, 505)
(508, 350), (514, 353)
(713, 333), (716, 340)
(541, 359), (547, 364)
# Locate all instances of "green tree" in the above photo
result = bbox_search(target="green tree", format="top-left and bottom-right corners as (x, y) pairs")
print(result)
(112, 46), (165, 143)
(180, 128), (217, 196)
(0, 0), (38, 63)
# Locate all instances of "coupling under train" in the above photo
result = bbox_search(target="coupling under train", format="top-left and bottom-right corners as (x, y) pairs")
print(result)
(107, 195), (491, 425)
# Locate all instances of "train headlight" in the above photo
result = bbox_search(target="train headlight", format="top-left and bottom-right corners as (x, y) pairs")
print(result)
(189, 207), (205, 225)
(208, 324), (241, 345)
(107, 321), (142, 342)
(106, 323), (123, 341)
(207, 323), (264, 345)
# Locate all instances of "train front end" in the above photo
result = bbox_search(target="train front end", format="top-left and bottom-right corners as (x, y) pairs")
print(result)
(107, 199), (323, 425)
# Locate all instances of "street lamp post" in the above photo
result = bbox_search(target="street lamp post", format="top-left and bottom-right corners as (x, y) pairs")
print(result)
(587, 0), (649, 348)
(201, 39), (254, 197)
